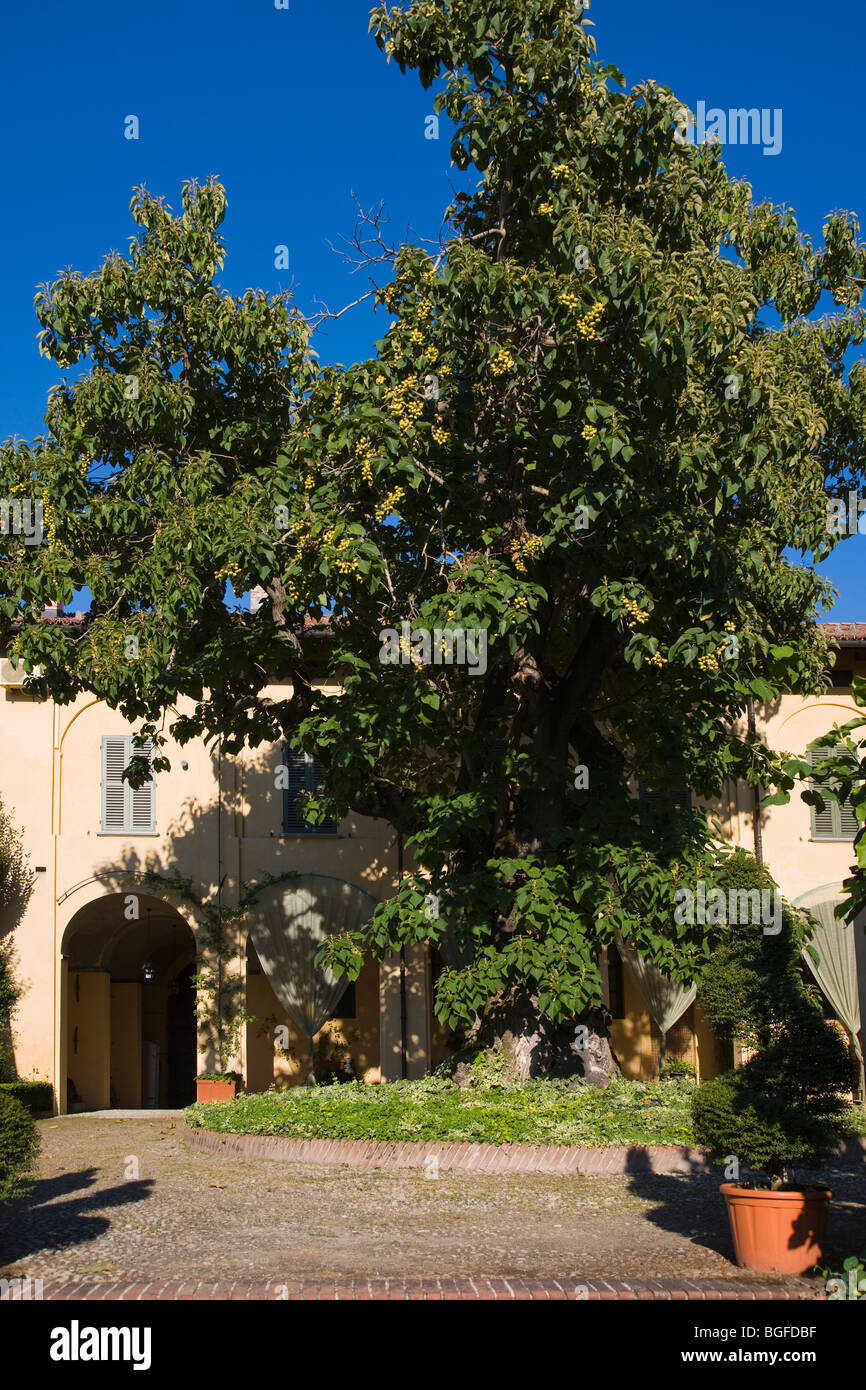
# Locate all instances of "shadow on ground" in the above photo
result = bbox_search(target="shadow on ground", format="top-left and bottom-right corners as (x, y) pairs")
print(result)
(0, 1167), (153, 1270)
(623, 1149), (866, 1273)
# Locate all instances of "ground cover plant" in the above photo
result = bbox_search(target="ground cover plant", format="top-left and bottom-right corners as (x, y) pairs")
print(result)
(187, 1073), (706, 1148)
(185, 1074), (866, 1149)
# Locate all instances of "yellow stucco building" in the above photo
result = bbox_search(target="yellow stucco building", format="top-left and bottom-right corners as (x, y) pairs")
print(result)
(2, 613), (864, 1113)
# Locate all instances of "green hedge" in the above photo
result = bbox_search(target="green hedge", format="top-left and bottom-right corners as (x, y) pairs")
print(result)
(0, 1090), (40, 1202)
(0, 1081), (53, 1116)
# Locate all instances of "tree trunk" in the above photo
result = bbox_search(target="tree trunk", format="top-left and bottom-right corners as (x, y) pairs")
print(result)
(466, 989), (621, 1087)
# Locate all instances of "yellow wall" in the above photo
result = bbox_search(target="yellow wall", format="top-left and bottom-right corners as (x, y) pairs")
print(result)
(610, 981), (732, 1083)
(66, 971), (111, 1110)
(610, 973), (656, 1081)
(110, 983), (142, 1108)
(379, 945), (431, 1080)
(244, 956), (381, 1089)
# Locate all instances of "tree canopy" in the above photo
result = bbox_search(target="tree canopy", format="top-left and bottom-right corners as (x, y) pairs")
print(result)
(2, 0), (865, 1040)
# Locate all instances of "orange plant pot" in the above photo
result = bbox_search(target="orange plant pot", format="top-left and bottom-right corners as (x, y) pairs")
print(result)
(196, 1078), (238, 1105)
(720, 1182), (831, 1276)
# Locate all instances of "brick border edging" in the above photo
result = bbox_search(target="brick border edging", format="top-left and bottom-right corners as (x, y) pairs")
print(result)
(27, 1276), (822, 1301)
(182, 1127), (866, 1176)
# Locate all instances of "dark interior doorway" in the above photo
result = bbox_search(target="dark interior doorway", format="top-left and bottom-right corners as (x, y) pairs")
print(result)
(166, 962), (197, 1107)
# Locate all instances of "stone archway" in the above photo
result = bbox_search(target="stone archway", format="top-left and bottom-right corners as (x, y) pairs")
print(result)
(61, 893), (196, 1111)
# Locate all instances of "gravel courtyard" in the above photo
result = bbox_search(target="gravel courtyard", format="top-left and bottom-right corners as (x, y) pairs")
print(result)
(2, 1117), (864, 1287)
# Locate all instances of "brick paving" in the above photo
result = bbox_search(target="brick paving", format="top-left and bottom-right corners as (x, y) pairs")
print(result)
(184, 1128), (866, 1175)
(20, 1275), (821, 1301)
(185, 1127), (722, 1174)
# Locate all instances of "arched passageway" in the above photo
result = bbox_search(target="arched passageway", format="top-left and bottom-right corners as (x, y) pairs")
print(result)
(62, 893), (197, 1111)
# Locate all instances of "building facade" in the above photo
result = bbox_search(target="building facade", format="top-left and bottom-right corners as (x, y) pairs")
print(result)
(2, 615), (864, 1113)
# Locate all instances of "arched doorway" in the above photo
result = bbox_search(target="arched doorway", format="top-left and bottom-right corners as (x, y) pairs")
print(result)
(62, 893), (197, 1111)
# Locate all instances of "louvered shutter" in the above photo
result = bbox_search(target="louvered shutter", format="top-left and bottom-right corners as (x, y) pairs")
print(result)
(809, 746), (857, 840)
(101, 735), (155, 833)
(281, 745), (338, 835)
(129, 739), (155, 831)
(102, 737), (128, 831)
(637, 778), (692, 827)
(838, 797), (860, 838)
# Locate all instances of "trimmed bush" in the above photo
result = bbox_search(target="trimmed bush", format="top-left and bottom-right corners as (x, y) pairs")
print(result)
(0, 1081), (53, 1116)
(0, 1089), (40, 1203)
(692, 851), (859, 1186)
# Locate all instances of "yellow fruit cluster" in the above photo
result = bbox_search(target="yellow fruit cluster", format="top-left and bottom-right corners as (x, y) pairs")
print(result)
(42, 501), (57, 548)
(551, 162), (571, 178)
(724, 620), (737, 632)
(513, 594), (529, 609)
(576, 301), (604, 339)
(622, 595), (649, 625)
(581, 423), (597, 440)
(375, 487), (405, 523)
(647, 651), (668, 668)
(490, 348), (517, 377)
(215, 564), (245, 590)
(388, 379), (425, 432)
(323, 531), (357, 577)
(510, 533), (543, 573)
(537, 201), (555, 216)
(559, 290), (582, 311)
(698, 653), (720, 672)
(432, 424), (449, 446)
(398, 631), (425, 667)
(355, 437), (375, 485)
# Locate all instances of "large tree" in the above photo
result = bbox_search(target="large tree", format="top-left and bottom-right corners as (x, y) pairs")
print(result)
(3, 1), (865, 1078)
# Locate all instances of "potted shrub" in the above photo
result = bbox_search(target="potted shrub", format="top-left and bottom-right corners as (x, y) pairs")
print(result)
(658, 1057), (696, 1082)
(691, 852), (859, 1275)
(195, 1072), (241, 1104)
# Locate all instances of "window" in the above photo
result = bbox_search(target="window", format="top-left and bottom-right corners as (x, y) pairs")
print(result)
(831, 669), (853, 689)
(808, 746), (859, 841)
(328, 982), (356, 1020)
(637, 777), (692, 829)
(101, 736), (155, 833)
(281, 746), (338, 836)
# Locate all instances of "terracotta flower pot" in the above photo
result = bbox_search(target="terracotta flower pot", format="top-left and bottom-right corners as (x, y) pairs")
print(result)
(196, 1078), (238, 1105)
(720, 1182), (831, 1275)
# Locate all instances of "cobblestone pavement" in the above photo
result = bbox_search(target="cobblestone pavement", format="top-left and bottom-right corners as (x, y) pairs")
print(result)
(1, 1118), (863, 1292)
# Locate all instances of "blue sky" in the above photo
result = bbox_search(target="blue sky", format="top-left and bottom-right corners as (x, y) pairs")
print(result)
(1, 0), (863, 616)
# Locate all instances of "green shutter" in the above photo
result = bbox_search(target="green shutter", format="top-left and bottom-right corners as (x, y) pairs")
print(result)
(281, 746), (338, 835)
(808, 745), (856, 840)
